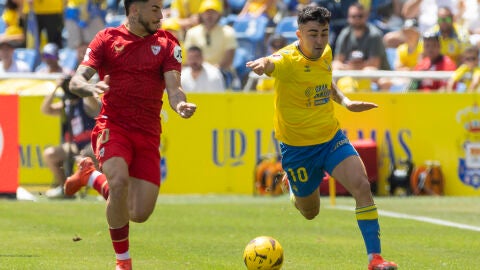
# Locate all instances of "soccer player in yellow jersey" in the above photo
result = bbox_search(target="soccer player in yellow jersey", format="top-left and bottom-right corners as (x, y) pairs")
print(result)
(246, 6), (398, 270)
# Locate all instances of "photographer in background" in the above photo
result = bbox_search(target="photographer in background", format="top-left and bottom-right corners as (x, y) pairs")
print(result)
(41, 75), (100, 198)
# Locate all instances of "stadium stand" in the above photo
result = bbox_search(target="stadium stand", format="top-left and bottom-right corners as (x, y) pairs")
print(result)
(233, 15), (269, 60)
(274, 16), (297, 44)
(13, 48), (38, 72)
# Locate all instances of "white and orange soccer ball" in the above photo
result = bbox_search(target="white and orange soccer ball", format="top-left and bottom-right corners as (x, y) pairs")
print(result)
(243, 236), (284, 270)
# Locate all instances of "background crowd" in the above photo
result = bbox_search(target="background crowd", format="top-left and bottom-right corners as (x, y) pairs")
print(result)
(0, 0), (479, 92)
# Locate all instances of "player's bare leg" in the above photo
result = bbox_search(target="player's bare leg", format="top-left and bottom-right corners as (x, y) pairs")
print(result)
(101, 157), (132, 269)
(127, 177), (159, 223)
(292, 189), (320, 220)
(332, 155), (397, 269)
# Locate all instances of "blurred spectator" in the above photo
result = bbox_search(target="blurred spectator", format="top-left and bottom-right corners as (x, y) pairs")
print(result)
(238, 0), (278, 26)
(395, 18), (422, 70)
(183, 0), (237, 87)
(64, 0), (106, 49)
(333, 2), (390, 91)
(256, 33), (287, 91)
(309, 0), (357, 48)
(41, 78), (98, 198)
(412, 32), (457, 91)
(35, 43), (66, 73)
(23, 0), (64, 49)
(447, 45), (480, 92)
(2, 0), (25, 46)
(0, 29), (30, 73)
(428, 6), (470, 65)
(457, 0), (480, 45)
(181, 46), (226, 92)
(333, 3), (390, 71)
(401, 0), (456, 33)
(168, 0), (203, 31)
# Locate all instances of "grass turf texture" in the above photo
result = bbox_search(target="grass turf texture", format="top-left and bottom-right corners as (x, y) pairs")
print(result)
(1, 195), (479, 269)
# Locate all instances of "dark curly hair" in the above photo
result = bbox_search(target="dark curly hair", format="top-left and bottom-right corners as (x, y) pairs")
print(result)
(297, 5), (331, 26)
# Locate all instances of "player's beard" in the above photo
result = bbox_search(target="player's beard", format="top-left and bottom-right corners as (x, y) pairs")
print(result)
(138, 14), (158, 35)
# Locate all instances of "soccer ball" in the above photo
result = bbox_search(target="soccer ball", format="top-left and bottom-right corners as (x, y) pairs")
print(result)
(243, 236), (284, 270)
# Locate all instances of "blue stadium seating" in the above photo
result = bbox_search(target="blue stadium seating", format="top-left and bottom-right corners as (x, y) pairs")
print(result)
(227, 0), (246, 14)
(274, 16), (297, 44)
(0, 19), (5, 34)
(59, 47), (78, 71)
(233, 46), (252, 82)
(13, 48), (39, 72)
(233, 16), (268, 59)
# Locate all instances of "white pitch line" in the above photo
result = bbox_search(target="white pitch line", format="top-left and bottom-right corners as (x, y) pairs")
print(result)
(331, 205), (480, 232)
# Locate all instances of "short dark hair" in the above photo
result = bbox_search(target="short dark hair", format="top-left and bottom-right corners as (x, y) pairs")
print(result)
(187, 46), (202, 55)
(124, 0), (149, 15)
(297, 5), (331, 26)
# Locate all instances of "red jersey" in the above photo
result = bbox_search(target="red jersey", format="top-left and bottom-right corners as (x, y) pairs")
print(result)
(414, 55), (456, 91)
(82, 25), (182, 136)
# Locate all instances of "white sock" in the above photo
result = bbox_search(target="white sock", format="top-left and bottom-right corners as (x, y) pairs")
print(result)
(116, 251), (130, 260)
(88, 171), (101, 187)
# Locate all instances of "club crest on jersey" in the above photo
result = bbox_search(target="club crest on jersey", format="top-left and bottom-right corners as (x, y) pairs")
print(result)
(114, 43), (125, 54)
(151, 45), (161, 55)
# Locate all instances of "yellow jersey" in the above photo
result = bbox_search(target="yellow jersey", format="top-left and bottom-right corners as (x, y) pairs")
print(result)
(397, 42), (423, 69)
(267, 43), (339, 146)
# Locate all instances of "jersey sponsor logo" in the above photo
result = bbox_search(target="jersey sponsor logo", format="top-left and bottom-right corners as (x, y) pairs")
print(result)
(151, 45), (161, 55)
(173, 45), (182, 63)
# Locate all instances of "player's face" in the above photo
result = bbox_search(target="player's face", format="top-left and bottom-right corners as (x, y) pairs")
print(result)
(296, 21), (329, 59)
(137, 0), (164, 34)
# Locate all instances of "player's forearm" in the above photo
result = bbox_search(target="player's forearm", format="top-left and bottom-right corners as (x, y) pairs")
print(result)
(69, 66), (97, 97)
(168, 90), (187, 114)
(331, 82), (350, 106)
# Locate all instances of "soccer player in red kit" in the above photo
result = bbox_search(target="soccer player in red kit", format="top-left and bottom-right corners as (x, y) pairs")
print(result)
(65, 0), (197, 269)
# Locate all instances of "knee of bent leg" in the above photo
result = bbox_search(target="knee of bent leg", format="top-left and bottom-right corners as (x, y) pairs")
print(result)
(129, 209), (152, 223)
(300, 205), (320, 220)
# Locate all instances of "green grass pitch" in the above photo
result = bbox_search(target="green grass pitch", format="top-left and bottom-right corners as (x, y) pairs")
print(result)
(1, 195), (479, 269)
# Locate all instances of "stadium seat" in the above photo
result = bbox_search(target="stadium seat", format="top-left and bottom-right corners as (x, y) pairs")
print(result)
(0, 19), (6, 34)
(274, 16), (298, 44)
(385, 47), (397, 70)
(59, 47), (78, 71)
(233, 16), (268, 59)
(13, 48), (39, 72)
(233, 47), (252, 83)
(227, 0), (246, 14)
(105, 14), (126, 27)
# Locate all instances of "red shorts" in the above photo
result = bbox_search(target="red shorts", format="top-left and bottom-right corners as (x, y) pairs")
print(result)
(91, 117), (161, 186)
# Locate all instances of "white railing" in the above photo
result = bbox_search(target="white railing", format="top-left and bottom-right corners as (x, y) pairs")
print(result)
(243, 70), (455, 92)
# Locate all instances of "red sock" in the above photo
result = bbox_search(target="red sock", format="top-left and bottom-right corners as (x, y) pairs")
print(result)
(109, 223), (129, 255)
(92, 174), (109, 200)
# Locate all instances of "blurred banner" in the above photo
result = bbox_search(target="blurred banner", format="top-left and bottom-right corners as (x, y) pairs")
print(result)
(4, 82), (480, 195)
(0, 95), (19, 196)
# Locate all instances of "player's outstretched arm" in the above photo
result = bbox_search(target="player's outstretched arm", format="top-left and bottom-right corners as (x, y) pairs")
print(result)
(246, 57), (275, 76)
(164, 70), (197, 118)
(331, 81), (378, 112)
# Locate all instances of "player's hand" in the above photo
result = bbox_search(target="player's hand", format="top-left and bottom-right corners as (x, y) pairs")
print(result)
(246, 58), (267, 75)
(177, 101), (197, 118)
(344, 100), (378, 112)
(93, 75), (110, 98)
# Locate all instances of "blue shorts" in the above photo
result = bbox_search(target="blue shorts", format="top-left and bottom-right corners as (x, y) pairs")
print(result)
(280, 130), (358, 197)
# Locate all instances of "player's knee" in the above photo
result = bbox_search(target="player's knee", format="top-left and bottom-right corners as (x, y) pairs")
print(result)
(107, 177), (129, 197)
(129, 210), (152, 223)
(350, 178), (372, 199)
(299, 206), (319, 220)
